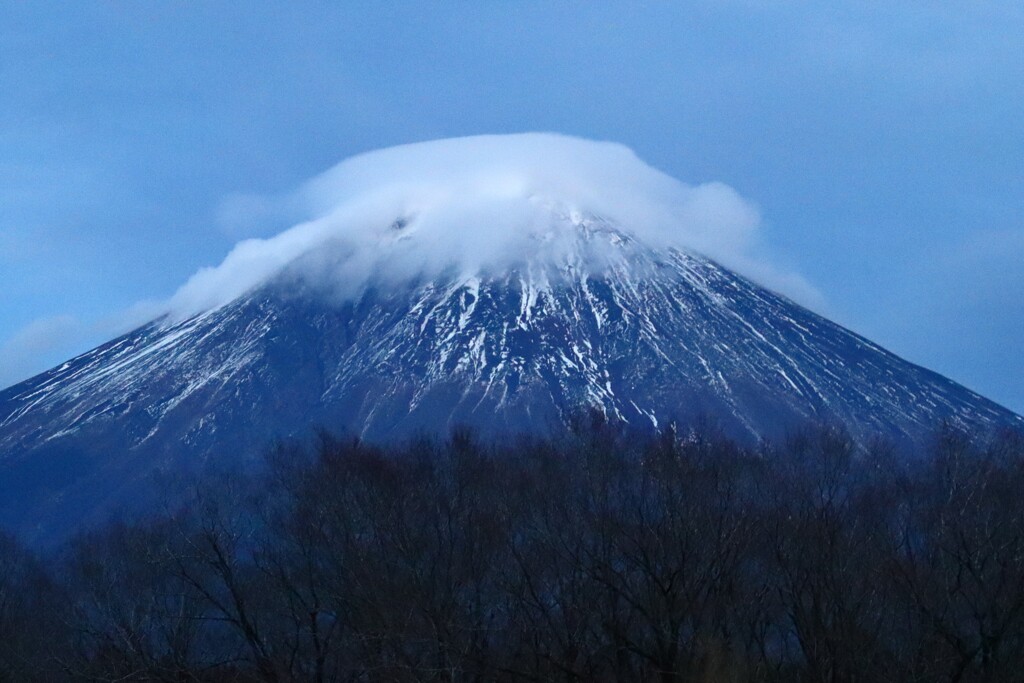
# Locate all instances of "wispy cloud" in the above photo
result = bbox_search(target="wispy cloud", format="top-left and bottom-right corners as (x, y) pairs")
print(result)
(0, 315), (87, 389)
(0, 303), (160, 391)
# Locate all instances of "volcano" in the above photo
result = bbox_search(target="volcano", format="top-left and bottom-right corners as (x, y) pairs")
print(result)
(1, 134), (1020, 543)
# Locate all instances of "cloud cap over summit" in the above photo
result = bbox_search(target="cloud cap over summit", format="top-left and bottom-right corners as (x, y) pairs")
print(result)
(167, 134), (818, 318)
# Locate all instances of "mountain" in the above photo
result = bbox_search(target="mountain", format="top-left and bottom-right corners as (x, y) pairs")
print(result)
(2, 134), (1022, 543)
(1, 219), (1021, 543)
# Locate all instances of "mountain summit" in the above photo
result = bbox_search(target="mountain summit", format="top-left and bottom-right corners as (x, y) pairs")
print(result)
(1, 135), (1020, 542)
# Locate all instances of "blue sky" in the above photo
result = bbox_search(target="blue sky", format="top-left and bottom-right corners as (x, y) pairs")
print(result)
(1, 2), (1022, 413)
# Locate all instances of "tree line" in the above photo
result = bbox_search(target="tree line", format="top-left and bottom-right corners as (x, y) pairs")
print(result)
(2, 416), (1024, 682)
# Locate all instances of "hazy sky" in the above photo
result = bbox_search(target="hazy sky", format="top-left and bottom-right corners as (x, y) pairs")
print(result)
(1, 2), (1022, 413)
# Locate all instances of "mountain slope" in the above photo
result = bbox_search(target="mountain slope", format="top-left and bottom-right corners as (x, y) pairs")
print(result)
(1, 226), (1021, 543)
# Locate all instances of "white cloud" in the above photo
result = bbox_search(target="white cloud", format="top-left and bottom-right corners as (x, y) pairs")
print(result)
(160, 133), (820, 317)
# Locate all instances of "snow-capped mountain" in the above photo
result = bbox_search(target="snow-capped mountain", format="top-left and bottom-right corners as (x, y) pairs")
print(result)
(1, 220), (1021, 542)
(1, 134), (1021, 542)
